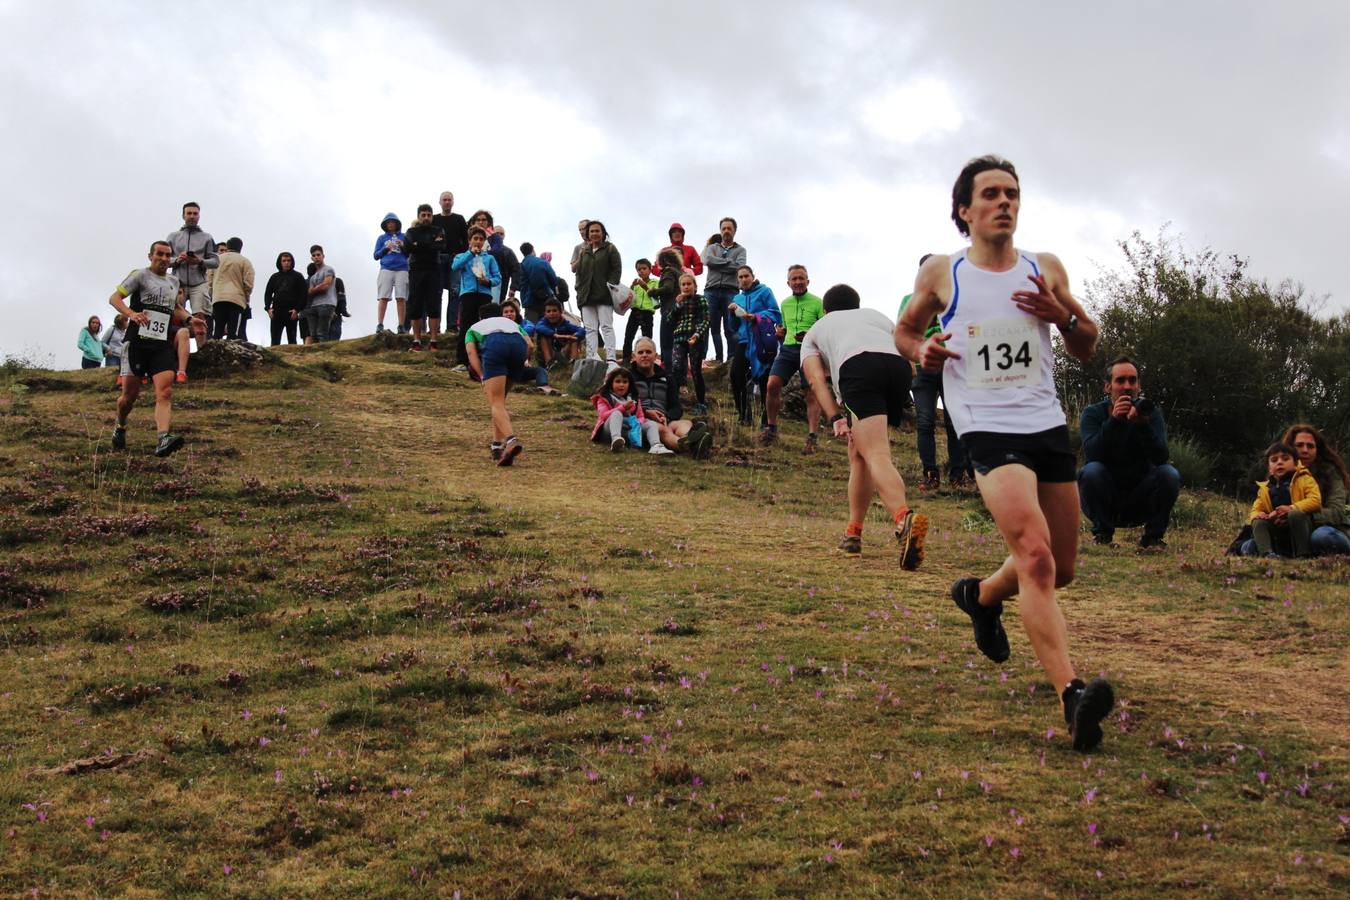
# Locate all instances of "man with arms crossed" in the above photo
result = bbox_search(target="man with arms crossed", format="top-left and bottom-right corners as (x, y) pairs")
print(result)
(108, 241), (189, 457)
(896, 155), (1115, 753)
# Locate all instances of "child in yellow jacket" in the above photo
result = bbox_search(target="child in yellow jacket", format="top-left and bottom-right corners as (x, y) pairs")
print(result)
(1247, 441), (1322, 557)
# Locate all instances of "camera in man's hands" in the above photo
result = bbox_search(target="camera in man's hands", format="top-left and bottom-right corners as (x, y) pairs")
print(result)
(1131, 395), (1155, 417)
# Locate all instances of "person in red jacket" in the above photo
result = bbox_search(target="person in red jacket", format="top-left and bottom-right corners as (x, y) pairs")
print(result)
(652, 223), (704, 276)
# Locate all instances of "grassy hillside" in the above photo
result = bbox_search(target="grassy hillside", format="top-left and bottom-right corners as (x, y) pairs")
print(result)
(1, 340), (1346, 897)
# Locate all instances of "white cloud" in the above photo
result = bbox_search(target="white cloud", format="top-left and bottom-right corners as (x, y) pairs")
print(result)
(860, 78), (964, 146)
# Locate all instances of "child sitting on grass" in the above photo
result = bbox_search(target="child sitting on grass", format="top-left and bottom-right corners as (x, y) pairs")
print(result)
(1245, 441), (1322, 557)
(590, 367), (672, 455)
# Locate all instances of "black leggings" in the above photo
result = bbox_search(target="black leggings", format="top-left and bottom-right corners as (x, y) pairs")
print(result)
(670, 338), (706, 407)
(270, 313), (298, 345)
(729, 343), (766, 425)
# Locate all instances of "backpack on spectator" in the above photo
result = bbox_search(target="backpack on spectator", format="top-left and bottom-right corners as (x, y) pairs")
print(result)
(750, 314), (780, 365)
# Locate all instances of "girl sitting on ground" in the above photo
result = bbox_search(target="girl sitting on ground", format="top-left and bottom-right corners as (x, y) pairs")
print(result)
(590, 367), (672, 454)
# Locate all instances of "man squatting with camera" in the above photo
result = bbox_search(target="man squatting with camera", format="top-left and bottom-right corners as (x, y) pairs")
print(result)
(1077, 355), (1181, 550)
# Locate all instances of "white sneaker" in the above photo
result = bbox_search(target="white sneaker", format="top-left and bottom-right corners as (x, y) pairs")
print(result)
(610, 437), (625, 452)
(648, 444), (675, 455)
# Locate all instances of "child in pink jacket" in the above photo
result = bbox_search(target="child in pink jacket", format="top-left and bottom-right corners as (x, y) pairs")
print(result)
(590, 367), (672, 454)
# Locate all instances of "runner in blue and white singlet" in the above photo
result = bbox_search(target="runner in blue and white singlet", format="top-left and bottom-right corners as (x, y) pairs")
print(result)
(938, 248), (1064, 438)
(895, 155), (1116, 756)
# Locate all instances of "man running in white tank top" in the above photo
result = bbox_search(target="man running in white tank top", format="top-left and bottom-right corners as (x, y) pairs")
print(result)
(895, 155), (1115, 753)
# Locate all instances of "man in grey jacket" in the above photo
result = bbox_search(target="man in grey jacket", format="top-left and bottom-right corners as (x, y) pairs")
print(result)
(700, 216), (745, 363)
(167, 201), (219, 348)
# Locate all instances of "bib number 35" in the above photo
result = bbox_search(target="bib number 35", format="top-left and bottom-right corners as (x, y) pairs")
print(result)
(141, 309), (171, 342)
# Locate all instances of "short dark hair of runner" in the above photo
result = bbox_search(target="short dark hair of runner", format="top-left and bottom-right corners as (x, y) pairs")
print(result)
(226, 237), (243, 253)
(918, 253), (933, 267)
(468, 227), (488, 241)
(586, 220), (609, 241)
(951, 155), (1019, 237)
(822, 284), (861, 312)
(719, 216), (737, 231)
(1104, 354), (1137, 381)
(182, 201), (200, 214)
(1264, 441), (1297, 462)
(636, 257), (651, 268)
(149, 239), (172, 255)
(737, 265), (754, 277)
(310, 244), (323, 255)
(417, 203), (433, 215)
(479, 301), (502, 318)
(520, 242), (535, 255)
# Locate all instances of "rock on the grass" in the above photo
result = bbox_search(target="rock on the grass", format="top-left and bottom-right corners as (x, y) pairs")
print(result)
(186, 340), (279, 377)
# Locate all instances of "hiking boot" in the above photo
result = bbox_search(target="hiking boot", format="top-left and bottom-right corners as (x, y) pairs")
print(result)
(1063, 678), (1115, 753)
(759, 427), (778, 445)
(894, 509), (929, 571)
(175, 370), (188, 384)
(691, 429), (713, 460)
(410, 341), (423, 352)
(610, 436), (626, 452)
(802, 432), (818, 454)
(838, 534), (862, 557)
(649, 443), (675, 456)
(497, 437), (522, 467)
(428, 340), (440, 351)
(920, 468), (940, 492)
(154, 432), (184, 458)
(951, 577), (1010, 663)
(111, 425), (126, 450)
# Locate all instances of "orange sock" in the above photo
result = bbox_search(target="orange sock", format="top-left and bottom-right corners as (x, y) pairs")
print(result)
(893, 507), (911, 525)
(846, 521), (863, 537)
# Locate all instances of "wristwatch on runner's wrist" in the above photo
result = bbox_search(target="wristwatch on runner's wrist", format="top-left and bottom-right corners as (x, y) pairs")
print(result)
(1061, 313), (1079, 334)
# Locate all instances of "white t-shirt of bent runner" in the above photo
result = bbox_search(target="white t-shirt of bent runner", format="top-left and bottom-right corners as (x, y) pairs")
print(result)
(799, 308), (902, 404)
(937, 248), (1064, 438)
(116, 268), (180, 344)
(465, 316), (528, 344)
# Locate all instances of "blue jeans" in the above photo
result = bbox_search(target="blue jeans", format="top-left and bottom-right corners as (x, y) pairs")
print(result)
(911, 368), (969, 479)
(1311, 525), (1350, 555)
(703, 286), (737, 362)
(1078, 461), (1181, 543)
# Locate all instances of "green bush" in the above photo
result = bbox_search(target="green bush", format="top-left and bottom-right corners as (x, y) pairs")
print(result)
(1168, 434), (1216, 487)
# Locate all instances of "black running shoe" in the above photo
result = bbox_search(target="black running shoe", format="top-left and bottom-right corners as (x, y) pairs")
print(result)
(838, 534), (862, 557)
(1063, 678), (1115, 753)
(951, 577), (1010, 662)
(111, 426), (126, 451)
(154, 432), (184, 458)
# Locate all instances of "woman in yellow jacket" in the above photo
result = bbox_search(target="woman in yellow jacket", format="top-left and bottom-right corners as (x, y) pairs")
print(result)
(1245, 441), (1322, 557)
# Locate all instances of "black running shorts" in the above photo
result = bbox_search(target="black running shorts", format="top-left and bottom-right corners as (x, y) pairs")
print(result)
(126, 338), (178, 378)
(963, 425), (1076, 483)
(838, 352), (912, 426)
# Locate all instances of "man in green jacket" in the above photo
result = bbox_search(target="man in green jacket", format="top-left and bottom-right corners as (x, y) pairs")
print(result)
(763, 264), (825, 450)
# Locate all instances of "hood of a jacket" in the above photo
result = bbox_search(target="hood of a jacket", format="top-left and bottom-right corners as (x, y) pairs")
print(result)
(381, 212), (402, 232)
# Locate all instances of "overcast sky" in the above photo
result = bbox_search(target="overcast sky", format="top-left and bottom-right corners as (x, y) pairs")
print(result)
(3, 1), (1346, 368)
